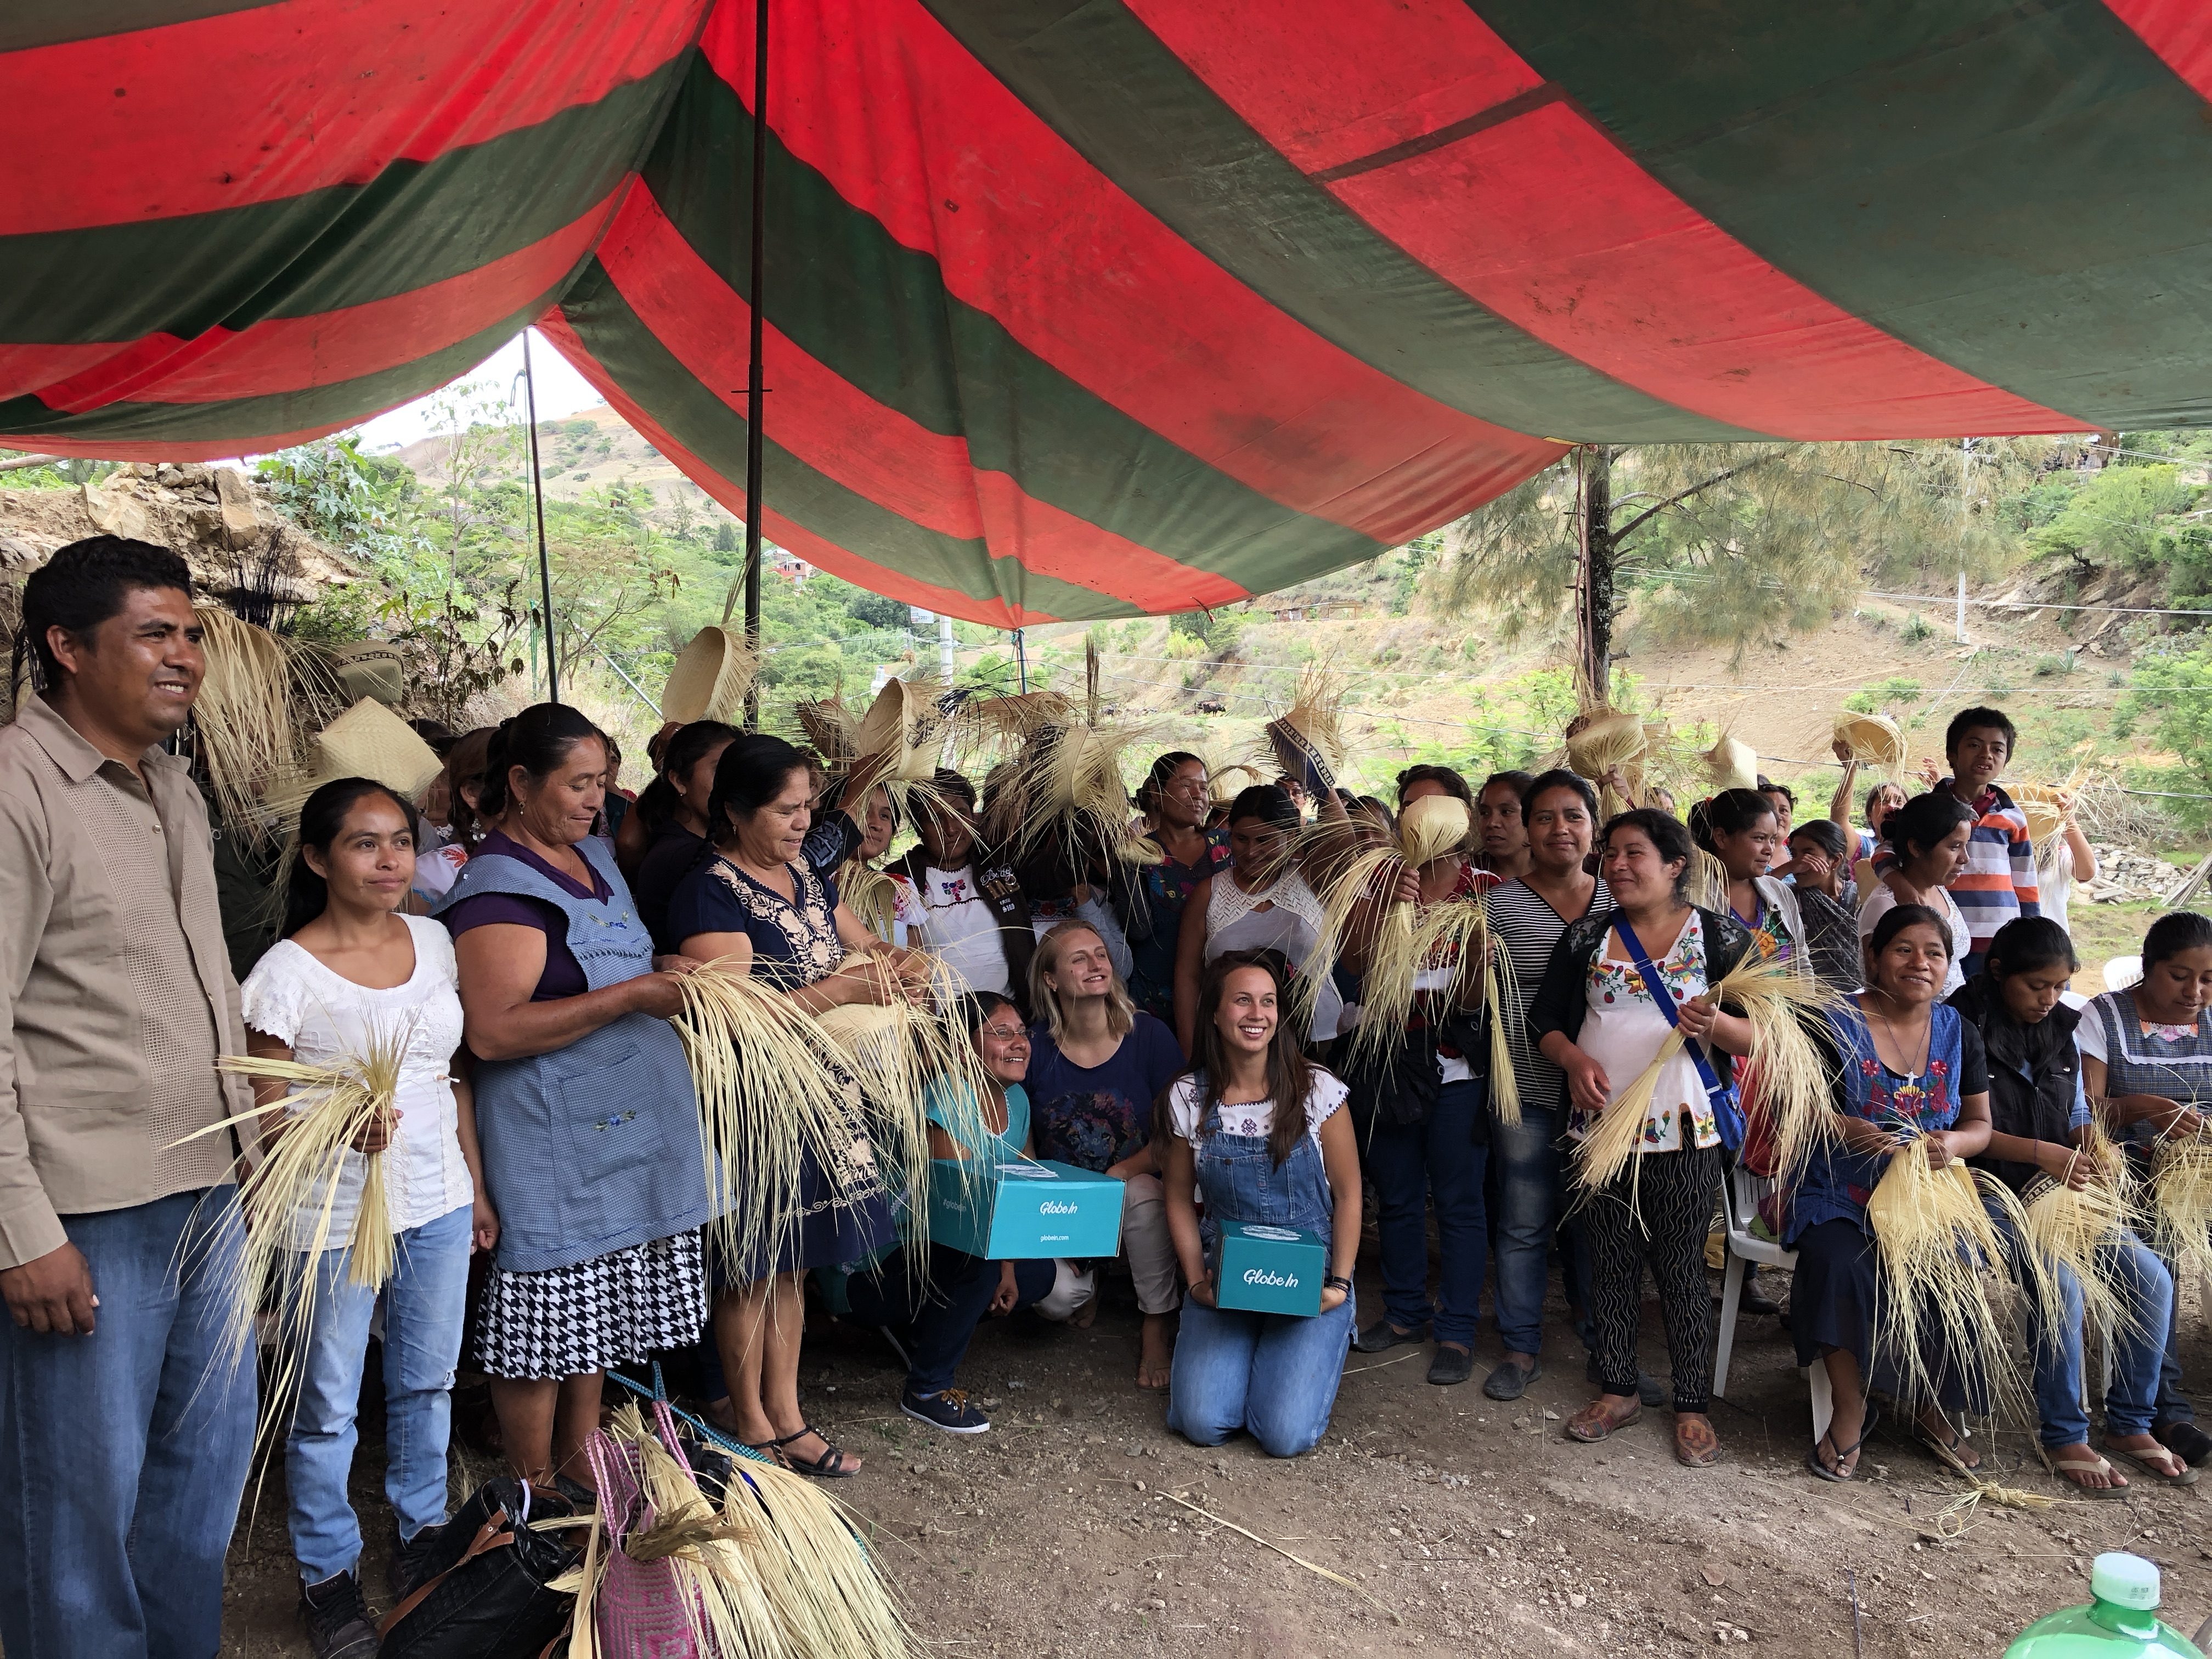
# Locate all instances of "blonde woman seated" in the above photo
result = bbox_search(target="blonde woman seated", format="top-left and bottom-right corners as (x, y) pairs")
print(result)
(1025, 921), (1187, 1390)
(1163, 952), (1360, 1458)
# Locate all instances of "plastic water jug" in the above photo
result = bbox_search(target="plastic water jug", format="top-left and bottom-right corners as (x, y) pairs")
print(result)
(2006, 1554), (2204, 1658)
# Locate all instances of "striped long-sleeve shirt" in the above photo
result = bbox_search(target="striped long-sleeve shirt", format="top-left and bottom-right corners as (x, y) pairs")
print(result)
(1874, 780), (2039, 958)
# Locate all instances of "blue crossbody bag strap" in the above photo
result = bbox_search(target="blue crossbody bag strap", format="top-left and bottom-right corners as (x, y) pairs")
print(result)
(1611, 916), (1746, 1153)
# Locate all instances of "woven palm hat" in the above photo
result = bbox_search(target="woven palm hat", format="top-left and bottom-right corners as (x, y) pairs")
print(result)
(313, 697), (443, 799)
(661, 625), (759, 723)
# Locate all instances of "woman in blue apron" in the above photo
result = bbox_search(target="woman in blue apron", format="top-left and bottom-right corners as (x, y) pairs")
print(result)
(1161, 951), (1361, 1458)
(438, 705), (715, 1491)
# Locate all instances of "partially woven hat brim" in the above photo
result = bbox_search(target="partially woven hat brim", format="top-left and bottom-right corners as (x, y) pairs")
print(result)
(314, 698), (443, 799)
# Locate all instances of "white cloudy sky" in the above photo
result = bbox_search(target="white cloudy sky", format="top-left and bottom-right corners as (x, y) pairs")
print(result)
(354, 328), (606, 452)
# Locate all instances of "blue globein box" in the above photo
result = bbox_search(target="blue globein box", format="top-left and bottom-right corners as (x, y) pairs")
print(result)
(927, 1158), (1125, 1260)
(1208, 1222), (1327, 1317)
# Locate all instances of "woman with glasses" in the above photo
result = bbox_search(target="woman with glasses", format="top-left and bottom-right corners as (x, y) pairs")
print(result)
(842, 993), (1077, 1435)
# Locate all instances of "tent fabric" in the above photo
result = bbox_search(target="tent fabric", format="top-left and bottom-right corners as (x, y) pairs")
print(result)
(3, 2), (2209, 625)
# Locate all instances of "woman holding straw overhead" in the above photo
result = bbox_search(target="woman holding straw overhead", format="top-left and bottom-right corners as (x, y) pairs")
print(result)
(668, 731), (912, 1479)
(1951, 918), (2185, 1494)
(2076, 909), (2212, 1472)
(1787, 905), (1994, 1481)
(436, 705), (715, 1492)
(240, 777), (497, 1645)
(1531, 809), (1758, 1467)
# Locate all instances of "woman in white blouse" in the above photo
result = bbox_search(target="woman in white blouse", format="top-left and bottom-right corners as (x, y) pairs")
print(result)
(240, 778), (495, 1647)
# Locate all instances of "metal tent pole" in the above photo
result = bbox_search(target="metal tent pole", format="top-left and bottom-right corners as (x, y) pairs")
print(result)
(521, 329), (558, 705)
(740, 0), (769, 728)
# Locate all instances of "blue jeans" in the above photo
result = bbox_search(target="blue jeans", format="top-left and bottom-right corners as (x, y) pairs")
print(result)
(0, 1189), (256, 1659)
(287, 1201), (472, 1583)
(1491, 1097), (1590, 1356)
(844, 1247), (1055, 1395)
(1167, 1291), (1355, 1458)
(1365, 1079), (1488, 1347)
(1990, 1205), (2171, 1445)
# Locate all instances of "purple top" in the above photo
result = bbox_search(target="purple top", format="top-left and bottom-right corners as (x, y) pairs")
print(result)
(443, 830), (612, 1000)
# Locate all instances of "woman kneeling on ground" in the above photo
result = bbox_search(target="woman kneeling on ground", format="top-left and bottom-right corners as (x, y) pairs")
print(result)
(1953, 918), (2187, 1494)
(1532, 809), (1758, 1468)
(1163, 951), (1360, 1457)
(843, 992), (1090, 1434)
(1788, 906), (1993, 1481)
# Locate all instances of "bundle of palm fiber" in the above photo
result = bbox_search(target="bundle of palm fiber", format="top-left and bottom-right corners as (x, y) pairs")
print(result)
(1573, 952), (1846, 1199)
(2010, 779), (2083, 877)
(1304, 795), (1505, 1083)
(1207, 761), (1268, 804)
(2146, 1130), (2212, 1300)
(1683, 847), (1733, 912)
(1564, 709), (1647, 817)
(1702, 732), (1760, 794)
(194, 606), (307, 851)
(1833, 711), (1908, 774)
(854, 676), (954, 785)
(562, 1401), (915, 1659)
(2018, 1125), (2143, 1352)
(811, 952), (996, 1216)
(794, 693), (858, 766)
(962, 687), (1075, 754)
(672, 961), (884, 1279)
(981, 718), (1163, 871)
(1257, 663), (1348, 795)
(1864, 1139), (2027, 1420)
(837, 861), (901, 943)
(662, 627), (761, 724)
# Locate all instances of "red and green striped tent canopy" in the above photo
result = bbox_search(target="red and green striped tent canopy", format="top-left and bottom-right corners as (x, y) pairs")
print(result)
(4, 1), (2209, 624)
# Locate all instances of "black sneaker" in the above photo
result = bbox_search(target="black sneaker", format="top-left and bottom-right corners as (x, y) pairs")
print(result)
(902, 1385), (990, 1434)
(299, 1570), (378, 1659)
(1426, 1344), (1475, 1387)
(1352, 1317), (1430, 1355)
(387, 1521), (442, 1604)
(1482, 1357), (1542, 1401)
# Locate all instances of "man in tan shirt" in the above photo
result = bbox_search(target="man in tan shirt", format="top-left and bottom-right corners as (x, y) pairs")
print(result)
(0, 537), (257, 1659)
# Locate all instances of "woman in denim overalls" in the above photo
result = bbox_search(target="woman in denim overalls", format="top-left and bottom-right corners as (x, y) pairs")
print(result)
(1163, 951), (1361, 1457)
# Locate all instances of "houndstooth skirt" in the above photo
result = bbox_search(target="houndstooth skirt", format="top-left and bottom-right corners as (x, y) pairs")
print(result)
(471, 1230), (708, 1380)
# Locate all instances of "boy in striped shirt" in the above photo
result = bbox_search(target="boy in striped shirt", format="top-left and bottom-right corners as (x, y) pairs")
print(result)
(1872, 706), (2039, 978)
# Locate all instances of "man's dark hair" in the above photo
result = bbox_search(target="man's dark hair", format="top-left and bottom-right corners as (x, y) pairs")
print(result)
(1944, 705), (2018, 761)
(21, 536), (193, 687)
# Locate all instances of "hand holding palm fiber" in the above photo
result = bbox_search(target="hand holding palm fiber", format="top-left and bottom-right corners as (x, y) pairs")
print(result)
(1305, 795), (1473, 1070)
(983, 719), (1163, 871)
(1574, 953), (1847, 1198)
(2018, 1124), (2143, 1353)
(563, 1402), (915, 1659)
(811, 952), (996, 1222)
(1564, 709), (1646, 820)
(1832, 712), (1908, 774)
(1864, 1139), (2027, 1422)
(1259, 662), (1348, 797)
(2146, 1128), (2212, 1302)
(672, 961), (876, 1280)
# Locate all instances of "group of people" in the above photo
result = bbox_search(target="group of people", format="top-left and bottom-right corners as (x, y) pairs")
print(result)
(1, 535), (2207, 1659)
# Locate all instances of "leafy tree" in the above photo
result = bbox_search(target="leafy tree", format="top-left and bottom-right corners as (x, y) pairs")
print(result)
(2114, 641), (2212, 803)
(2028, 463), (2194, 573)
(1438, 440), (2040, 698)
(844, 587), (912, 631)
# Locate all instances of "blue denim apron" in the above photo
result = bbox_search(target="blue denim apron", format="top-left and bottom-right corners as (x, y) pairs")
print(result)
(435, 836), (715, 1273)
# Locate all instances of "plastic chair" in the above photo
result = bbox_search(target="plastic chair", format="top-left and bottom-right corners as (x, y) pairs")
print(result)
(1713, 1162), (1832, 1443)
(2103, 955), (2142, 992)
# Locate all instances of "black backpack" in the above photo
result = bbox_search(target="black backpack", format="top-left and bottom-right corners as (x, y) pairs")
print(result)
(377, 1477), (583, 1659)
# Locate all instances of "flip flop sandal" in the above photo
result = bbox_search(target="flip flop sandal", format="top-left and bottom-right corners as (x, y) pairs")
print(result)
(2044, 1449), (2131, 1500)
(770, 1425), (860, 1479)
(1916, 1417), (1983, 1476)
(1805, 1404), (1879, 1483)
(2103, 1441), (2200, 1488)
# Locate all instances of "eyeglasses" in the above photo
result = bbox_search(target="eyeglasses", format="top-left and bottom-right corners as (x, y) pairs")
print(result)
(979, 1024), (1029, 1042)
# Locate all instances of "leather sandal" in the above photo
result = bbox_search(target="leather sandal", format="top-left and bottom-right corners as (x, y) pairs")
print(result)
(1565, 1393), (1642, 1443)
(1673, 1413), (1721, 1468)
(769, 1426), (860, 1479)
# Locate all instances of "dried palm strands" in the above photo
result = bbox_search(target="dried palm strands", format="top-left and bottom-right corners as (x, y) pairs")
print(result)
(1702, 732), (1759, 794)
(672, 962), (873, 1279)
(1575, 951), (1846, 1197)
(1833, 711), (1908, 774)
(1565, 708), (1647, 819)
(981, 716), (1164, 871)
(562, 1402), (916, 1659)
(1257, 662), (1349, 795)
(1864, 1140), (2025, 1421)
(1684, 846), (1733, 912)
(854, 675), (955, 785)
(2146, 1128), (2212, 1299)
(1207, 761), (1268, 804)
(837, 861), (901, 943)
(663, 626), (761, 724)
(194, 606), (306, 851)
(795, 692), (858, 766)
(2010, 1122), (2141, 1354)
(962, 687), (1075, 754)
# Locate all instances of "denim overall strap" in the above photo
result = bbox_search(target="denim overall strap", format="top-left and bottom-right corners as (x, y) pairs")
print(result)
(1193, 1091), (1333, 1239)
(432, 840), (714, 1273)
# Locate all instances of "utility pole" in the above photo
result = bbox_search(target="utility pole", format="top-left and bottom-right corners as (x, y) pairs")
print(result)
(1956, 437), (1972, 645)
(937, 613), (956, 686)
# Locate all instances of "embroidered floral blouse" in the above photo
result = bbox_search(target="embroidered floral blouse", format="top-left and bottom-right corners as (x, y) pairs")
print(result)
(664, 855), (845, 992)
(1567, 912), (1720, 1152)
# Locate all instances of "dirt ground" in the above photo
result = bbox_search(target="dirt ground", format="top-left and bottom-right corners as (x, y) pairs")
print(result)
(219, 1250), (2212, 1658)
